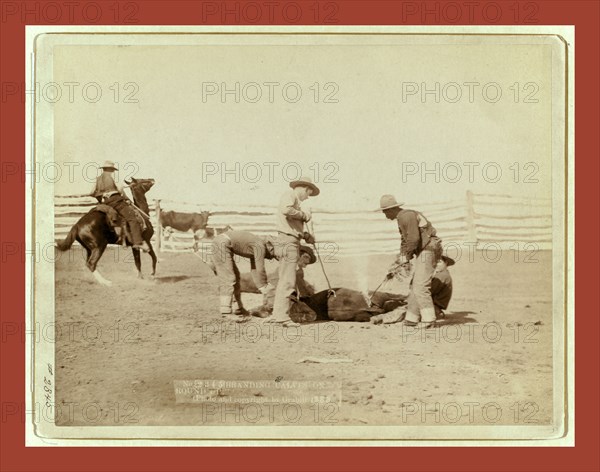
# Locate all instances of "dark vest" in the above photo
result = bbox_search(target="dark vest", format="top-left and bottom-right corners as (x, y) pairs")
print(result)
(414, 210), (437, 249)
(399, 209), (437, 251)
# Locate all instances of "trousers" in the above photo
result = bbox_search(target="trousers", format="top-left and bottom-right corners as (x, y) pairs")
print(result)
(271, 234), (300, 321)
(105, 195), (144, 245)
(211, 234), (244, 312)
(404, 237), (442, 323)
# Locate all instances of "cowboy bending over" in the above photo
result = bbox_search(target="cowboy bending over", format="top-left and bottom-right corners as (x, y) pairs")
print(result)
(211, 229), (278, 316)
(377, 194), (442, 328)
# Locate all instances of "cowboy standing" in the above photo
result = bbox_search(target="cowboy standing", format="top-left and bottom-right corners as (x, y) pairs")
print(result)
(211, 229), (279, 316)
(90, 161), (149, 252)
(268, 176), (319, 326)
(376, 194), (442, 328)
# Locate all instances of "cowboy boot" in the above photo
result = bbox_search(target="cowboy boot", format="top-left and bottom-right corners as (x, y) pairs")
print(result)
(403, 310), (420, 326)
(220, 294), (233, 315)
(232, 300), (249, 316)
(416, 307), (437, 328)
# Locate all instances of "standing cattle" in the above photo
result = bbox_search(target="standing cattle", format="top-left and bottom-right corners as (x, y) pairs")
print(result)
(159, 210), (211, 249)
(159, 210), (210, 234)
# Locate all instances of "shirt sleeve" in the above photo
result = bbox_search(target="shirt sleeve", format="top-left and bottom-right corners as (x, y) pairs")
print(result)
(280, 192), (307, 221)
(397, 211), (421, 258)
(250, 242), (268, 288)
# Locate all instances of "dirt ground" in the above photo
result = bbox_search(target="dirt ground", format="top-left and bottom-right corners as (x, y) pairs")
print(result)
(54, 245), (554, 429)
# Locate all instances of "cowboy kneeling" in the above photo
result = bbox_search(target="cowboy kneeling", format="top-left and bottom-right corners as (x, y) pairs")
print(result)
(90, 160), (149, 252)
(211, 229), (278, 316)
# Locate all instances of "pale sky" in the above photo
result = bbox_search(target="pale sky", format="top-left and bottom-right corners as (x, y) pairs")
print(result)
(50, 34), (557, 211)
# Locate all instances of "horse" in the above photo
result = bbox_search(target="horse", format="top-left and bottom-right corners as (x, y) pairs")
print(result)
(55, 178), (158, 285)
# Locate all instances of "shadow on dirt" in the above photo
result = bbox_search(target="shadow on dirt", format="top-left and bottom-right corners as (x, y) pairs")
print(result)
(436, 311), (478, 326)
(153, 275), (204, 284)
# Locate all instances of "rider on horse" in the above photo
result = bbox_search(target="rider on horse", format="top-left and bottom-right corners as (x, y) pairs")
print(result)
(90, 161), (150, 252)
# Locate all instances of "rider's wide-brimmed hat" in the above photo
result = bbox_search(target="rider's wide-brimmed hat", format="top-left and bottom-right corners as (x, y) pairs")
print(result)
(375, 194), (404, 211)
(289, 176), (320, 196)
(299, 245), (317, 264)
(100, 160), (118, 171)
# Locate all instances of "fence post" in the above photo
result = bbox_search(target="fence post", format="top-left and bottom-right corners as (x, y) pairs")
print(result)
(155, 199), (162, 252)
(466, 190), (477, 245)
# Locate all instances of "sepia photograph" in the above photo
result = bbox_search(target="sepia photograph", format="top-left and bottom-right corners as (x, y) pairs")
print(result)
(27, 26), (572, 443)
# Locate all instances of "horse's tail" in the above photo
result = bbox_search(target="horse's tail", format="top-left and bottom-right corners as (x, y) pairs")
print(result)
(55, 225), (78, 251)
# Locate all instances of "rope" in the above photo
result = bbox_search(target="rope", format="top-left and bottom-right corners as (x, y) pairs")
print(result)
(306, 220), (336, 298)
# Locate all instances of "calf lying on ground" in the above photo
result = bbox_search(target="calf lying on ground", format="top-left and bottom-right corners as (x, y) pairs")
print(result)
(297, 288), (406, 322)
(240, 280), (406, 322)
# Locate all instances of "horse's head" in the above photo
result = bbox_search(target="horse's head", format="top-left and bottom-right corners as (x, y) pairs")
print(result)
(126, 177), (155, 194)
(125, 177), (155, 213)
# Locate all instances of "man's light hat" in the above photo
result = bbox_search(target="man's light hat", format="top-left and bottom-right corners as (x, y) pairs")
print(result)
(375, 194), (404, 211)
(290, 176), (320, 196)
(100, 160), (118, 171)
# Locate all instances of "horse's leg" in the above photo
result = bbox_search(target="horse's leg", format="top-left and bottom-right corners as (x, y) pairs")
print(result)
(87, 243), (111, 286)
(83, 245), (91, 262)
(147, 242), (157, 278)
(132, 248), (143, 279)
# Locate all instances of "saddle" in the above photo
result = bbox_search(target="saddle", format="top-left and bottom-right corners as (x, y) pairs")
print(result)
(93, 204), (121, 227)
(131, 206), (148, 232)
(92, 204), (147, 246)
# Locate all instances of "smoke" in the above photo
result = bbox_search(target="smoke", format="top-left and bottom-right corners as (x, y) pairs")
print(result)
(348, 254), (370, 293)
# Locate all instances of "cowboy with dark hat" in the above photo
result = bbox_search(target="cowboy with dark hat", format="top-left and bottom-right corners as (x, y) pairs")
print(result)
(90, 160), (149, 252)
(376, 194), (442, 328)
(431, 254), (454, 317)
(296, 245), (317, 297)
